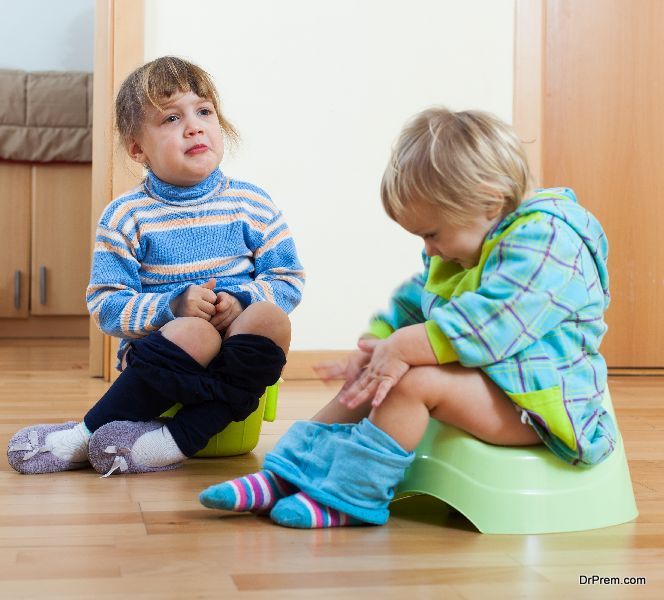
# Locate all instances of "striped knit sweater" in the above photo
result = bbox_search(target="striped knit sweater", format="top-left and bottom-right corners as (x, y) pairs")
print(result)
(87, 168), (304, 365)
(368, 188), (616, 466)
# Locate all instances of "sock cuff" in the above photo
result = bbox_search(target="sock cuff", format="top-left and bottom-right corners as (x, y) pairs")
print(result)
(355, 418), (413, 458)
(212, 333), (287, 391)
(129, 331), (208, 374)
(222, 334), (286, 360)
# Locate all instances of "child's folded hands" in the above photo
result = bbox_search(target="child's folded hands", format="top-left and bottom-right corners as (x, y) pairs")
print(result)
(171, 278), (217, 319)
(211, 292), (243, 332)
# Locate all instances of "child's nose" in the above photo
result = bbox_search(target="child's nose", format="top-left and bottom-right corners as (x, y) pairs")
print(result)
(184, 116), (204, 136)
(423, 240), (436, 257)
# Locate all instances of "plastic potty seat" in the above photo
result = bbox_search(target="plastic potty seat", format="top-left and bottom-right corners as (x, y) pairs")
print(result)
(161, 382), (279, 457)
(393, 390), (638, 534)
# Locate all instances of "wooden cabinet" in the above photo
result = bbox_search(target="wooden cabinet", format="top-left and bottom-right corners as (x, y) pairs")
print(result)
(30, 165), (91, 315)
(0, 162), (91, 332)
(0, 163), (31, 318)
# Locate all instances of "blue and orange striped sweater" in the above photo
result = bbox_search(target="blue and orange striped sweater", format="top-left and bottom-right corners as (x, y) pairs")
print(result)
(87, 168), (305, 365)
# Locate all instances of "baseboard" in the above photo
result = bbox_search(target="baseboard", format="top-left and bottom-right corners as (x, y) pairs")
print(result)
(283, 350), (352, 380)
(0, 316), (89, 338)
(282, 354), (664, 380)
(608, 367), (664, 376)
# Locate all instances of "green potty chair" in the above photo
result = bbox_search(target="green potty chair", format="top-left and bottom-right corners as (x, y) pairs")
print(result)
(162, 382), (279, 457)
(393, 390), (638, 534)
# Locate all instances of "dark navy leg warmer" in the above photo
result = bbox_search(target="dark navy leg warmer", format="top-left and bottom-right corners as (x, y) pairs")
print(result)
(84, 331), (286, 457)
(168, 334), (286, 456)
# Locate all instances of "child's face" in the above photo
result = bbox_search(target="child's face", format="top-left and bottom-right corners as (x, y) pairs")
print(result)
(126, 91), (224, 186)
(397, 201), (503, 269)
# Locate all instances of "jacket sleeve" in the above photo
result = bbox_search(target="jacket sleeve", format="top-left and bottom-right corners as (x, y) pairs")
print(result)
(427, 216), (590, 366)
(367, 252), (429, 338)
(86, 224), (184, 338)
(227, 210), (305, 313)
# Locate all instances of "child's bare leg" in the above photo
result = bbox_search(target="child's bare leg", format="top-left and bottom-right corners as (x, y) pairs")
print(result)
(88, 317), (224, 475)
(265, 364), (540, 529)
(93, 310), (289, 475)
(224, 301), (291, 354)
(7, 317), (223, 475)
(312, 396), (372, 424)
(370, 363), (541, 452)
(160, 316), (222, 366)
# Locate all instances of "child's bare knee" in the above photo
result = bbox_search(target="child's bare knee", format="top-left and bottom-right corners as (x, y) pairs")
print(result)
(387, 367), (449, 411)
(160, 317), (221, 367)
(226, 302), (291, 353)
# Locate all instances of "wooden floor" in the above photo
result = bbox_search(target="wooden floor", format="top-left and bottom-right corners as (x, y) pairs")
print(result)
(0, 340), (662, 599)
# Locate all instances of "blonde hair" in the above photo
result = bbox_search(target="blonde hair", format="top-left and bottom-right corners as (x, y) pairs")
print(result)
(115, 56), (239, 147)
(381, 107), (530, 225)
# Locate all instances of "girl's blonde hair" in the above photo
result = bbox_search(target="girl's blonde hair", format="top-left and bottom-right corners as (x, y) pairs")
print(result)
(381, 107), (530, 225)
(115, 56), (239, 146)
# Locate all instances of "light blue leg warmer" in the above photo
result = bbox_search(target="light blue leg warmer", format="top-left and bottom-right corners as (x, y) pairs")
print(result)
(263, 418), (415, 525)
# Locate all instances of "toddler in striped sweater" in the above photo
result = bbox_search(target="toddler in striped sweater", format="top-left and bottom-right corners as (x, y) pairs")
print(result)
(200, 108), (616, 529)
(8, 56), (304, 476)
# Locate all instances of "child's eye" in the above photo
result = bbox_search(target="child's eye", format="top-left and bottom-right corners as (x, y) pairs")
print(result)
(162, 114), (179, 124)
(199, 107), (214, 116)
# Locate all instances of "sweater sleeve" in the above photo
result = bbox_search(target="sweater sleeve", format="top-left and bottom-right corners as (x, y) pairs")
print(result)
(86, 224), (183, 338)
(228, 210), (305, 313)
(427, 216), (589, 366)
(367, 253), (429, 338)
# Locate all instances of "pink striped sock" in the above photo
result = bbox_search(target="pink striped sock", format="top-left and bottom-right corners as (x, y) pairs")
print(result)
(199, 470), (296, 514)
(271, 492), (362, 528)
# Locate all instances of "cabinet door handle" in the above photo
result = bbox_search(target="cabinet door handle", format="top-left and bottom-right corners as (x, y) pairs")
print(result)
(39, 266), (47, 305)
(14, 270), (21, 309)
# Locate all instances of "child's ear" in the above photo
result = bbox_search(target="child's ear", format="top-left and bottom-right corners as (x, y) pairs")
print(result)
(485, 198), (506, 221)
(125, 138), (147, 165)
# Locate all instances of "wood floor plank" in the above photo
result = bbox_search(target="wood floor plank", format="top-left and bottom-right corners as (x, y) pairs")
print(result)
(0, 341), (662, 597)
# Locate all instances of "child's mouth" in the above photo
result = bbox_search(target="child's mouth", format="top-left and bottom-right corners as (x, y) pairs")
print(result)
(186, 144), (208, 155)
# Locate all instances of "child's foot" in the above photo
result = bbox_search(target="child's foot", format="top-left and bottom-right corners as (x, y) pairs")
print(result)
(270, 492), (366, 528)
(199, 470), (297, 514)
(7, 422), (90, 474)
(88, 420), (186, 477)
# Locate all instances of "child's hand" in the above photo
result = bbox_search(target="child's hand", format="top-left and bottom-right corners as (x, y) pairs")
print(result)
(337, 337), (410, 410)
(171, 278), (217, 320)
(314, 347), (371, 383)
(210, 292), (243, 332)
(314, 347), (372, 406)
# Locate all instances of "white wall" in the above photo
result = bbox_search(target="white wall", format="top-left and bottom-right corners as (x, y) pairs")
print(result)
(0, 0), (94, 71)
(145, 0), (515, 350)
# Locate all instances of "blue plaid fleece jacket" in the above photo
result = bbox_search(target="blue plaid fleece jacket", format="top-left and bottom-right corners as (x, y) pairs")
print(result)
(87, 168), (304, 366)
(368, 188), (616, 466)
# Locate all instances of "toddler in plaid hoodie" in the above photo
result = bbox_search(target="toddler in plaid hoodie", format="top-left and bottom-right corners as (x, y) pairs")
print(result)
(201, 107), (615, 529)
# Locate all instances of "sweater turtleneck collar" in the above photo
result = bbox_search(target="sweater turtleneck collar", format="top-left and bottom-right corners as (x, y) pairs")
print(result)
(144, 168), (225, 205)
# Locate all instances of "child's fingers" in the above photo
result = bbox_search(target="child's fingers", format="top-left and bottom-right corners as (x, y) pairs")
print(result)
(194, 309), (213, 321)
(200, 288), (217, 305)
(216, 312), (236, 331)
(339, 373), (376, 408)
(313, 361), (345, 380)
(215, 292), (235, 312)
(199, 300), (217, 318)
(371, 378), (394, 408)
(357, 338), (379, 353)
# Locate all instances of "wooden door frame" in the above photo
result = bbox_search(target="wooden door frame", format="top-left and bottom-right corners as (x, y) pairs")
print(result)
(513, 0), (544, 187)
(89, 0), (145, 378)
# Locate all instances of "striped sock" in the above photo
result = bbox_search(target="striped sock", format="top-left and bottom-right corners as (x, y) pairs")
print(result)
(199, 470), (296, 514)
(270, 492), (365, 529)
